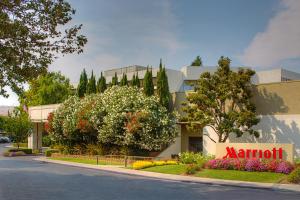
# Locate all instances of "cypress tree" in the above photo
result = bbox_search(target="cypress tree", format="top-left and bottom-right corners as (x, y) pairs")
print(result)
(191, 56), (202, 66)
(120, 73), (128, 86)
(131, 74), (136, 86)
(160, 67), (170, 109)
(77, 68), (88, 97)
(111, 72), (118, 86)
(143, 67), (154, 96)
(157, 59), (163, 97)
(135, 72), (140, 88)
(87, 70), (96, 94)
(97, 72), (107, 93)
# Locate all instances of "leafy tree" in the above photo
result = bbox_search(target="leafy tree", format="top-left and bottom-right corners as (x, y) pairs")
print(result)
(157, 60), (170, 109)
(111, 72), (118, 86)
(87, 71), (96, 94)
(77, 69), (88, 97)
(120, 73), (128, 86)
(0, 0), (87, 97)
(20, 72), (73, 106)
(97, 72), (107, 93)
(4, 108), (32, 149)
(191, 56), (202, 66)
(143, 67), (154, 96)
(182, 56), (260, 143)
(0, 116), (7, 132)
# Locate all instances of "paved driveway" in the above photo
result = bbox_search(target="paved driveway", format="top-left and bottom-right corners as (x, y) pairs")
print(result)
(0, 144), (299, 200)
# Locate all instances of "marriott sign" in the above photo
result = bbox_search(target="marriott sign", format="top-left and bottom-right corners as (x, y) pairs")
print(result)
(223, 147), (283, 159)
(215, 143), (294, 162)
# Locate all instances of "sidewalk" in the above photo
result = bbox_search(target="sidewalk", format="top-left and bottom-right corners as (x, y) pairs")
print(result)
(34, 157), (300, 193)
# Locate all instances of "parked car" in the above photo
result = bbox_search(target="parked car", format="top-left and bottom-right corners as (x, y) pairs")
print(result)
(0, 136), (10, 143)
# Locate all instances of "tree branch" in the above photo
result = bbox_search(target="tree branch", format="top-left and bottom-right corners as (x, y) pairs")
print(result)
(203, 133), (216, 143)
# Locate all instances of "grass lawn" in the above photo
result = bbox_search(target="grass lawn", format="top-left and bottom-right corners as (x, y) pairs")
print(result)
(195, 169), (286, 183)
(143, 164), (186, 175)
(48, 157), (123, 166)
(142, 165), (286, 183)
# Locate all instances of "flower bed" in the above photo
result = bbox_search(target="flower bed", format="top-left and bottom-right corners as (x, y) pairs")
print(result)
(206, 158), (294, 174)
(132, 160), (178, 170)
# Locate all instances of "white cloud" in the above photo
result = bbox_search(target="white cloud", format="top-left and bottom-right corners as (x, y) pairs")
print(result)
(240, 0), (300, 67)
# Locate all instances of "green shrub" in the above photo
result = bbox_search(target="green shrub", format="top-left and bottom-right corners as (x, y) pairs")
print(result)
(42, 135), (53, 147)
(287, 167), (300, 183)
(8, 148), (32, 154)
(50, 144), (65, 153)
(3, 150), (26, 157)
(45, 149), (59, 157)
(185, 164), (201, 175)
(179, 152), (213, 166)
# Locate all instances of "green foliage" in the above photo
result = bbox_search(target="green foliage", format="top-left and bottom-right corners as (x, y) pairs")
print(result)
(131, 73), (141, 88)
(287, 167), (300, 183)
(0, 116), (7, 131)
(191, 56), (202, 66)
(120, 73), (128, 86)
(42, 135), (53, 147)
(4, 108), (32, 149)
(48, 86), (178, 152)
(111, 72), (118, 86)
(98, 86), (178, 151)
(157, 59), (170, 109)
(143, 67), (154, 96)
(0, 0), (87, 97)
(45, 149), (59, 157)
(185, 164), (202, 175)
(97, 72), (107, 93)
(182, 56), (260, 143)
(87, 71), (97, 94)
(179, 152), (213, 167)
(20, 72), (73, 106)
(77, 69), (88, 97)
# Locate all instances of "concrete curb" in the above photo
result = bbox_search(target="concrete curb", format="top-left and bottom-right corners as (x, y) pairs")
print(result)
(34, 157), (300, 193)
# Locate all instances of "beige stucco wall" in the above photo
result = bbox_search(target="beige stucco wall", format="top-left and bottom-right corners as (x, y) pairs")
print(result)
(29, 104), (60, 122)
(252, 81), (300, 115)
(157, 125), (182, 158)
(215, 143), (294, 162)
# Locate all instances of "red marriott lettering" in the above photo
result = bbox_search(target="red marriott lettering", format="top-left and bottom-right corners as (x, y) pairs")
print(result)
(223, 147), (283, 159)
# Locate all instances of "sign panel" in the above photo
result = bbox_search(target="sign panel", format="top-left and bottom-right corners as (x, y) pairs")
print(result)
(215, 143), (294, 162)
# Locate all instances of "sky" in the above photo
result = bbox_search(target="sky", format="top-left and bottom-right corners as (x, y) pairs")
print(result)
(1, 0), (300, 106)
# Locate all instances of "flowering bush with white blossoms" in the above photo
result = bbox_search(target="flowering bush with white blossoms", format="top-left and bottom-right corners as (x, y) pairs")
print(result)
(98, 86), (178, 151)
(48, 86), (178, 152)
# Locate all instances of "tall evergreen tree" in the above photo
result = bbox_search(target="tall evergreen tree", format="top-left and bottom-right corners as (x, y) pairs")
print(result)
(131, 74), (136, 86)
(157, 60), (170, 109)
(87, 70), (96, 94)
(77, 69), (88, 97)
(135, 72), (141, 88)
(97, 72), (107, 93)
(191, 56), (202, 66)
(111, 72), (118, 86)
(143, 67), (154, 96)
(120, 73), (128, 86)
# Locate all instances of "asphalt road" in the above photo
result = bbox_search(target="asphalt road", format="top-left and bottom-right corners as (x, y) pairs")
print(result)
(0, 144), (299, 200)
